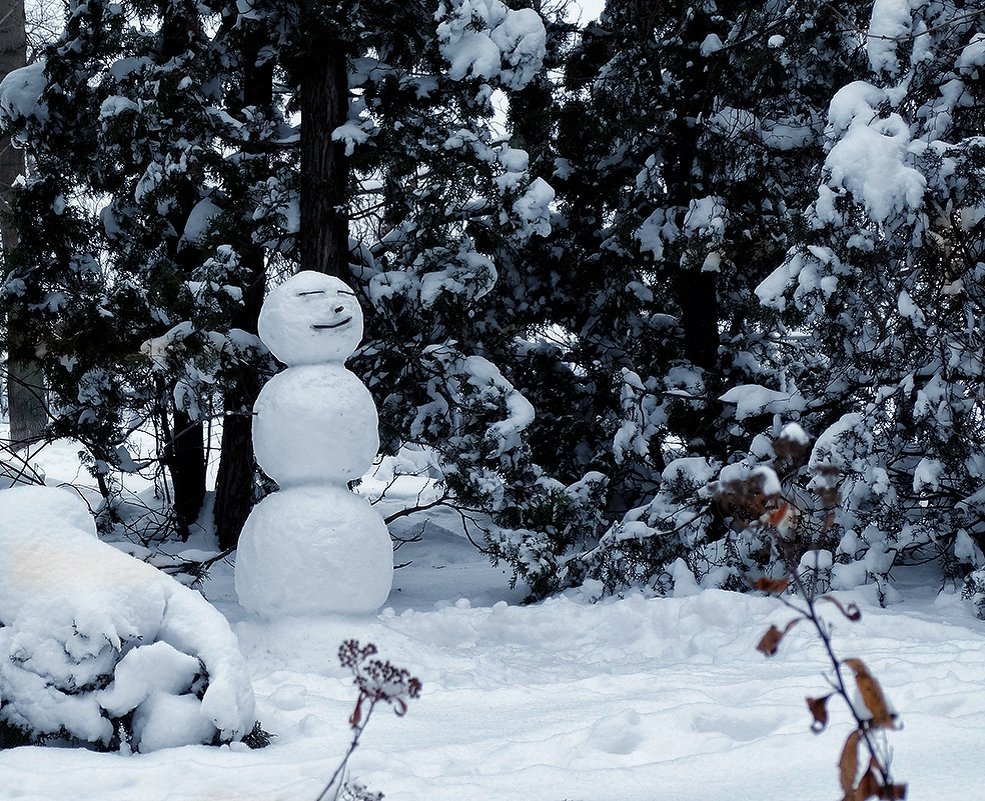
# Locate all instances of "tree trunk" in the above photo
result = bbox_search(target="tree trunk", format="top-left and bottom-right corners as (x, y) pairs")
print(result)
(213, 329), (262, 549)
(5, 313), (46, 447)
(165, 406), (207, 540)
(1, 0), (46, 448)
(213, 242), (266, 550)
(212, 23), (275, 549)
(152, 0), (209, 535)
(299, 40), (348, 277)
(677, 270), (720, 371)
(214, 17), (351, 547)
(508, 76), (554, 177)
(663, 10), (722, 454)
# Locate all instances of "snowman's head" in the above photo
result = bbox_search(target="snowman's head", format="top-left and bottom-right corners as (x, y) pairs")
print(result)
(258, 271), (364, 365)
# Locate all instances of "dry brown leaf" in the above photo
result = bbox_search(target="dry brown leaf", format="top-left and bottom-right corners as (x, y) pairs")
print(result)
(755, 618), (800, 656)
(806, 693), (832, 733)
(839, 730), (862, 797)
(773, 431), (809, 462)
(349, 694), (364, 729)
(764, 501), (790, 526)
(821, 595), (862, 621)
(856, 765), (881, 800)
(757, 625), (784, 656)
(753, 576), (790, 595)
(879, 783), (907, 800)
(843, 658), (896, 728)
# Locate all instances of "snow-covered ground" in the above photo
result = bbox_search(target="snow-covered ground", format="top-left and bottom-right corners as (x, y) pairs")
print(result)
(2, 436), (984, 800)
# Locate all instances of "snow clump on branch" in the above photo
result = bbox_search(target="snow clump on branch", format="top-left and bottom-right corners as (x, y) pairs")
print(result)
(436, 0), (547, 90)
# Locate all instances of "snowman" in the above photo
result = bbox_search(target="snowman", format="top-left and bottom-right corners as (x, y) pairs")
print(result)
(234, 271), (393, 617)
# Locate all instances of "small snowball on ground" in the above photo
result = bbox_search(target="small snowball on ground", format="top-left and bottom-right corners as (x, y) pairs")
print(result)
(269, 684), (309, 711)
(586, 709), (644, 755)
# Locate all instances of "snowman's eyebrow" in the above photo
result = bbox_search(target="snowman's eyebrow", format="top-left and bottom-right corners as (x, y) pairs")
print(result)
(337, 290), (355, 296)
(297, 290), (326, 296)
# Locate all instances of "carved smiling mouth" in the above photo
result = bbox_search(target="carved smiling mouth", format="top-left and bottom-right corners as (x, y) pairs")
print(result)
(310, 317), (352, 330)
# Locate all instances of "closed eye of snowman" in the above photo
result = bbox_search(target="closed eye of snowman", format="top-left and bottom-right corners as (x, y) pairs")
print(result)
(258, 272), (365, 365)
(297, 288), (357, 331)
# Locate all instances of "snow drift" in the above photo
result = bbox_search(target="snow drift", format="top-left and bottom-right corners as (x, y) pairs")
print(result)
(0, 485), (255, 752)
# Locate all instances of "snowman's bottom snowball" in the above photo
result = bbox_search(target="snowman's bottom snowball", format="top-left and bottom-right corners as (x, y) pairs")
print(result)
(235, 485), (393, 616)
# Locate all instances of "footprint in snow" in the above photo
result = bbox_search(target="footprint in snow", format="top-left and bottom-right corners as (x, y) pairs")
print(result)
(586, 709), (644, 755)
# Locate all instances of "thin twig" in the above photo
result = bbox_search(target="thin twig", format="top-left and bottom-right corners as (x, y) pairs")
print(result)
(314, 703), (377, 801)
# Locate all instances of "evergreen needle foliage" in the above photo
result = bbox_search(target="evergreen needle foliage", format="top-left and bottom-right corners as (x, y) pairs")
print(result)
(2, 0), (985, 613)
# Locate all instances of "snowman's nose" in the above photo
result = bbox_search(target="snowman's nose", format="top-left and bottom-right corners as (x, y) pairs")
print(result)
(334, 305), (345, 313)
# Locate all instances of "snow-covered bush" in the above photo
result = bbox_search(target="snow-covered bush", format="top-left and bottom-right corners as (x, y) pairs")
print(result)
(560, 413), (875, 600)
(0, 486), (255, 752)
(379, 341), (608, 599)
(752, 0), (985, 606)
(444, 0), (872, 599)
(575, 457), (723, 596)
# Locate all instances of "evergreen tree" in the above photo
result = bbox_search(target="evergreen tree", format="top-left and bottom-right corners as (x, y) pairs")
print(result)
(0, 0), (558, 551)
(17, 0), (985, 611)
(482, 0), (874, 596)
(0, 0), (286, 536)
(756, 0), (985, 604)
(340, 0), (566, 578)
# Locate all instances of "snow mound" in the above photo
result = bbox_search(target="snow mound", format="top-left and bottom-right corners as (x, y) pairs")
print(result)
(0, 486), (255, 752)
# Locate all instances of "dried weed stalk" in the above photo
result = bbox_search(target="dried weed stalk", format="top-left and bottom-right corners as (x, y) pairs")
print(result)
(713, 426), (906, 801)
(315, 641), (422, 801)
(754, 573), (906, 801)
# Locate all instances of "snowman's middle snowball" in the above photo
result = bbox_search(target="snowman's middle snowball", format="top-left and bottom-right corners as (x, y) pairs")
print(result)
(252, 364), (379, 487)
